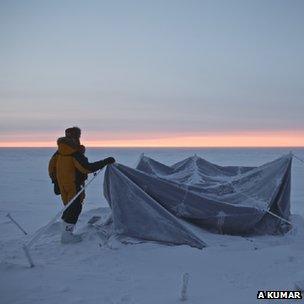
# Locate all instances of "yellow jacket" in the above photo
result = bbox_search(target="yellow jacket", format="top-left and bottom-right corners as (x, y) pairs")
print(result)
(48, 137), (106, 190)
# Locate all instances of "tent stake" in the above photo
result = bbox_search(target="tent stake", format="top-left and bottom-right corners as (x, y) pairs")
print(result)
(180, 273), (190, 301)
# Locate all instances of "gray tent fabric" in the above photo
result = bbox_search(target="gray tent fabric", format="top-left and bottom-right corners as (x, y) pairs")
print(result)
(103, 164), (206, 249)
(103, 154), (292, 247)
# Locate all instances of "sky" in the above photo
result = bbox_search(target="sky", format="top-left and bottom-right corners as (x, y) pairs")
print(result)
(0, 0), (303, 147)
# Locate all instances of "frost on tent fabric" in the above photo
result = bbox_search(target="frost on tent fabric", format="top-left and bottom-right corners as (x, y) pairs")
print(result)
(103, 154), (292, 247)
(103, 165), (205, 249)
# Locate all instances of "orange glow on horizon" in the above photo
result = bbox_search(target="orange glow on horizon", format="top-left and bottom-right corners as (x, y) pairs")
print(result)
(0, 131), (303, 148)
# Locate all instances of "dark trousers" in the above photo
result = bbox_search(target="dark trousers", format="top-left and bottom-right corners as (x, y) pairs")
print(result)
(61, 185), (83, 224)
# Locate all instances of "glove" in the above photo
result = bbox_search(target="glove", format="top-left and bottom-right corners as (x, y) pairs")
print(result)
(52, 179), (61, 195)
(104, 157), (115, 165)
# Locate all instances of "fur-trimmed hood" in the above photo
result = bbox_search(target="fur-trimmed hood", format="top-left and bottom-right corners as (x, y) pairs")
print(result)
(57, 137), (79, 156)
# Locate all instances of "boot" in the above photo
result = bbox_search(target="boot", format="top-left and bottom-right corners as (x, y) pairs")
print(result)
(61, 221), (82, 244)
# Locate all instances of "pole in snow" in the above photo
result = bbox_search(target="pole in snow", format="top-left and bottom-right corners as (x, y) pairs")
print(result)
(22, 245), (34, 268)
(22, 168), (104, 268)
(180, 273), (190, 301)
(6, 213), (28, 235)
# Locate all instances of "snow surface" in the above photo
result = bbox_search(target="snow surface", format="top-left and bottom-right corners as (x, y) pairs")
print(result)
(1, 148), (304, 304)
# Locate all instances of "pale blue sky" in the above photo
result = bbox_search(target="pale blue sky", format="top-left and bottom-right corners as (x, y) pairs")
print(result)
(0, 0), (303, 143)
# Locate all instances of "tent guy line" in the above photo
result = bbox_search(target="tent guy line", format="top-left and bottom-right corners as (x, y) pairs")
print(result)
(22, 168), (104, 268)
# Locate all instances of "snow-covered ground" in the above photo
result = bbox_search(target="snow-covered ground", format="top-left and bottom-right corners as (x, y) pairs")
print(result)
(1, 148), (304, 304)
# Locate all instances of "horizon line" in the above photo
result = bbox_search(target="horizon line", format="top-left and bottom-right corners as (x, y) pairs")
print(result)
(1, 131), (303, 148)
(1, 145), (304, 149)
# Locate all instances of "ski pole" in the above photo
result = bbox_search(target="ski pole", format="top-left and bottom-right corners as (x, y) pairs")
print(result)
(22, 168), (104, 267)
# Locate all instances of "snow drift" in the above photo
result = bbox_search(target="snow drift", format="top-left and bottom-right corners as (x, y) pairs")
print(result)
(103, 154), (292, 248)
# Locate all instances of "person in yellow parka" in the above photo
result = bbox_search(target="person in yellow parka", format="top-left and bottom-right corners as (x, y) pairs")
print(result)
(48, 127), (115, 243)
(48, 128), (87, 196)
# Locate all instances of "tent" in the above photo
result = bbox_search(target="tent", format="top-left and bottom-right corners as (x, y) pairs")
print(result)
(103, 154), (292, 249)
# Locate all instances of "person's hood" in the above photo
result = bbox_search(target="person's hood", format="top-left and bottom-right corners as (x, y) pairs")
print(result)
(57, 137), (78, 156)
